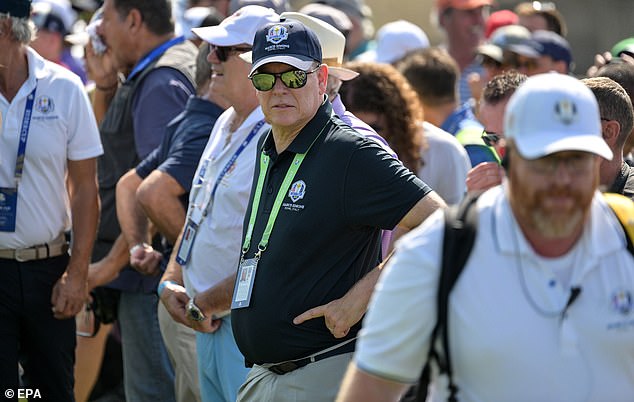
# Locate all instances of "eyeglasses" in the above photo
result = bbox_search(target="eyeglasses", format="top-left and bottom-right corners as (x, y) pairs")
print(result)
(250, 66), (320, 91)
(527, 153), (595, 176)
(482, 130), (502, 147)
(209, 45), (251, 62)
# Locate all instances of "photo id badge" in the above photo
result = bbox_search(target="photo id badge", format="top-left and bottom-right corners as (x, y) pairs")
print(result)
(175, 220), (198, 266)
(0, 187), (18, 232)
(231, 258), (258, 309)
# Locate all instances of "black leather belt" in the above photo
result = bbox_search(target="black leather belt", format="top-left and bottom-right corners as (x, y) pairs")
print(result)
(266, 339), (356, 375)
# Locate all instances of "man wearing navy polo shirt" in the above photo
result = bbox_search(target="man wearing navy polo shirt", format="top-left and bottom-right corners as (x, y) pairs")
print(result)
(232, 18), (445, 401)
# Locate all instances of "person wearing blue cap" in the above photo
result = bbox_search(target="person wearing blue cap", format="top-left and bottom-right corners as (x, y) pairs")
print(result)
(230, 17), (445, 402)
(509, 29), (573, 75)
(0, 0), (103, 399)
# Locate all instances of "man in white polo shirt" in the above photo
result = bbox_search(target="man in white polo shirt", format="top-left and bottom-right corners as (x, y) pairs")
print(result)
(157, 6), (278, 402)
(0, 0), (102, 399)
(338, 73), (634, 402)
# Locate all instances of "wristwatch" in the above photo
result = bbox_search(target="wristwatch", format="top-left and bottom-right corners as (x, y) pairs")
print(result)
(186, 298), (206, 322)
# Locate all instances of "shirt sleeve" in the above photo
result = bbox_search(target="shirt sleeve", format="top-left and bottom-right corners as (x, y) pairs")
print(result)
(343, 140), (431, 229)
(355, 209), (445, 383)
(66, 79), (103, 161)
(131, 67), (194, 159)
(156, 124), (212, 193)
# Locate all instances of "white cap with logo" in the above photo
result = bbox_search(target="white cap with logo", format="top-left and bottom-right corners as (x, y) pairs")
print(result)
(504, 73), (613, 161)
(191, 5), (279, 46)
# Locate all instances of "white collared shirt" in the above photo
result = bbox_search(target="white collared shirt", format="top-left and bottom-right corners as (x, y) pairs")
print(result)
(356, 186), (634, 401)
(183, 106), (269, 295)
(0, 48), (103, 248)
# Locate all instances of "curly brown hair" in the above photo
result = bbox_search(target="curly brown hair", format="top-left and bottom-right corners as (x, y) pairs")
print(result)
(339, 61), (427, 172)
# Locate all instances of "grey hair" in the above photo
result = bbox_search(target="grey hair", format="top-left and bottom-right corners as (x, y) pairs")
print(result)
(0, 13), (36, 44)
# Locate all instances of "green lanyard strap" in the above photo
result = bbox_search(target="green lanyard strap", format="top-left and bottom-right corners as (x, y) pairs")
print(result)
(242, 126), (327, 259)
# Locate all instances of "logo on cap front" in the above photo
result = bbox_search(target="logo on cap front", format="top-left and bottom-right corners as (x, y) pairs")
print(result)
(554, 98), (577, 125)
(266, 25), (289, 45)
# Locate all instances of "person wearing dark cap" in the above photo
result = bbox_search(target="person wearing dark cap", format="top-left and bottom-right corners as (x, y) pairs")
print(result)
(510, 29), (573, 75)
(0, 0), (103, 399)
(231, 17), (445, 401)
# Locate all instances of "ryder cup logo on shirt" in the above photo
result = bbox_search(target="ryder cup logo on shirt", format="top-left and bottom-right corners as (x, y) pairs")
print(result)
(288, 180), (306, 203)
(35, 95), (55, 114)
(611, 289), (633, 315)
(554, 98), (577, 125)
(266, 25), (288, 45)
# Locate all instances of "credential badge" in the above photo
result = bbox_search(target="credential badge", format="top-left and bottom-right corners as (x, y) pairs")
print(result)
(288, 180), (306, 203)
(35, 96), (55, 114)
(266, 25), (288, 45)
(554, 98), (577, 125)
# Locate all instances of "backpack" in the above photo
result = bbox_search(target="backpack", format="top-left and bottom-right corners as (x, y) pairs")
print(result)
(404, 193), (634, 402)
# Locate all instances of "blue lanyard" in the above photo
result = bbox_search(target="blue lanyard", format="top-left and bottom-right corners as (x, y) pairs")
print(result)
(209, 120), (266, 202)
(14, 85), (37, 183)
(127, 36), (185, 81)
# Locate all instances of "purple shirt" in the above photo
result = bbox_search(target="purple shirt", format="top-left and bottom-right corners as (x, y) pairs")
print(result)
(331, 94), (397, 255)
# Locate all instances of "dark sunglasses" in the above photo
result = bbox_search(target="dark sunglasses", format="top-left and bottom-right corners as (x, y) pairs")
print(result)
(482, 130), (502, 147)
(250, 66), (320, 91)
(210, 45), (251, 62)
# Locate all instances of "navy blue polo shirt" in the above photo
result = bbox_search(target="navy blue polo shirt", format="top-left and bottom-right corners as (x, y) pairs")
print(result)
(232, 100), (431, 364)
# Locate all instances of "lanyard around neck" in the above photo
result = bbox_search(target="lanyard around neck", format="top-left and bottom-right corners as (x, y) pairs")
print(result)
(14, 84), (37, 184)
(241, 124), (327, 258)
(127, 36), (185, 81)
(191, 119), (266, 216)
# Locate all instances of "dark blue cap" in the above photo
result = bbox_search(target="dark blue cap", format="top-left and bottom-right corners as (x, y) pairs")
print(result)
(531, 30), (572, 66)
(1, 0), (31, 18)
(248, 18), (322, 76)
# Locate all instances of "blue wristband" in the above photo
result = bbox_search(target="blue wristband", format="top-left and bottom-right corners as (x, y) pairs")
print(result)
(157, 280), (178, 297)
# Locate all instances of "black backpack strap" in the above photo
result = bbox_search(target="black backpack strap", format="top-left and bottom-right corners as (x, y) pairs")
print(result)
(415, 195), (479, 402)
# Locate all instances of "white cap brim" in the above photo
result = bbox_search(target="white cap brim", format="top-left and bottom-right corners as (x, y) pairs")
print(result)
(515, 133), (613, 160)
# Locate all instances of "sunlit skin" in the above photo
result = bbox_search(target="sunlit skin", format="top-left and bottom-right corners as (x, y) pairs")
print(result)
(255, 62), (328, 153)
(518, 14), (549, 33)
(97, 0), (135, 70)
(506, 147), (600, 256)
(441, 7), (488, 68)
(207, 45), (257, 112)
(466, 98), (508, 194)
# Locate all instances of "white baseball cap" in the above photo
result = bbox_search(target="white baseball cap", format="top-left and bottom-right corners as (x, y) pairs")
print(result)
(278, 11), (358, 80)
(504, 73), (613, 160)
(356, 20), (429, 64)
(191, 5), (279, 46)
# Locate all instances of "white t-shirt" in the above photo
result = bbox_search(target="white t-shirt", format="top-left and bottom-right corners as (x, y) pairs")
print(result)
(0, 48), (103, 248)
(183, 106), (269, 296)
(356, 186), (634, 402)
(418, 122), (470, 205)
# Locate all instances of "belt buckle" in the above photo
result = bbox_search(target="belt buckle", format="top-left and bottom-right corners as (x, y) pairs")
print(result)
(14, 248), (32, 262)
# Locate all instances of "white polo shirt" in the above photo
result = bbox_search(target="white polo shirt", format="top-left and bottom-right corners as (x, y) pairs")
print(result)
(356, 186), (634, 402)
(418, 122), (470, 205)
(183, 106), (269, 296)
(0, 48), (103, 248)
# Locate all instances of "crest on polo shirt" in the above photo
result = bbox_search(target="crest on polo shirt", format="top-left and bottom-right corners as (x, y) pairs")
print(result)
(554, 98), (577, 125)
(288, 180), (306, 202)
(35, 95), (55, 114)
(611, 289), (633, 315)
(266, 25), (288, 45)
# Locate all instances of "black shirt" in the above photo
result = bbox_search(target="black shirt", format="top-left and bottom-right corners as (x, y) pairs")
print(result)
(232, 100), (431, 364)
